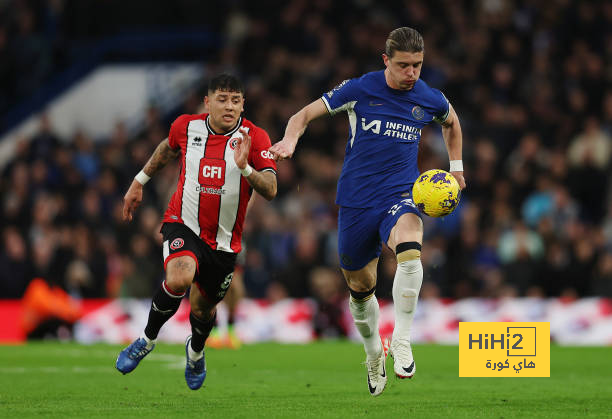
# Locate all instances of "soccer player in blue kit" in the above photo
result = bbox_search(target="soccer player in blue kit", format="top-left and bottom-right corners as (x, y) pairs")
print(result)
(269, 27), (466, 396)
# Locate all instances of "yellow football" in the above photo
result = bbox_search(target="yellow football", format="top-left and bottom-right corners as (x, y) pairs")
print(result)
(412, 169), (461, 217)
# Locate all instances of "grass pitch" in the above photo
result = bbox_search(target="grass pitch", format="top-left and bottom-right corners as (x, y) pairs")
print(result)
(0, 342), (610, 418)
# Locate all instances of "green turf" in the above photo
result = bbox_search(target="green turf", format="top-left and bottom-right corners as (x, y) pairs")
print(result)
(0, 342), (610, 418)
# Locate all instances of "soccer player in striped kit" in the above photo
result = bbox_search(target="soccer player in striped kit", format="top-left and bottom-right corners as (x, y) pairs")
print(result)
(116, 74), (277, 390)
(270, 27), (466, 396)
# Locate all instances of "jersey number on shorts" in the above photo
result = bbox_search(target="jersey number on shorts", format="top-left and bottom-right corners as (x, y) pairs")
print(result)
(388, 198), (416, 216)
(217, 272), (234, 298)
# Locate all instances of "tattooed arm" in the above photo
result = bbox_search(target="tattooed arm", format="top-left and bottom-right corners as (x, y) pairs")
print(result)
(244, 170), (277, 201)
(141, 138), (181, 177)
(123, 138), (180, 221)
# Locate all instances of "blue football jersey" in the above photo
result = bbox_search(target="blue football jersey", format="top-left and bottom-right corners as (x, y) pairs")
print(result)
(321, 70), (449, 208)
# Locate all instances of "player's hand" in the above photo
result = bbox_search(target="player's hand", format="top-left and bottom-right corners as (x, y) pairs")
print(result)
(268, 137), (297, 161)
(123, 181), (143, 222)
(451, 171), (466, 190)
(234, 128), (251, 169)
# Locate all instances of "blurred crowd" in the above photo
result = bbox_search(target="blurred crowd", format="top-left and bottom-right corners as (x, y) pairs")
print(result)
(1, 0), (612, 314)
(0, 0), (230, 124)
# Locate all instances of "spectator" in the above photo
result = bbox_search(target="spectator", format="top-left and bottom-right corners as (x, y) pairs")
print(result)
(567, 117), (611, 222)
(0, 227), (29, 298)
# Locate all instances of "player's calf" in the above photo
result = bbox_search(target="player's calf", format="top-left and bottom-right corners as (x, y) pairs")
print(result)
(390, 241), (422, 379)
(349, 286), (383, 359)
(348, 286), (389, 396)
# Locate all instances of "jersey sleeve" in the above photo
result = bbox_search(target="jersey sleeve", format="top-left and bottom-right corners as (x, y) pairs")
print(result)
(168, 115), (191, 150)
(321, 78), (360, 116)
(249, 127), (277, 174)
(432, 89), (450, 124)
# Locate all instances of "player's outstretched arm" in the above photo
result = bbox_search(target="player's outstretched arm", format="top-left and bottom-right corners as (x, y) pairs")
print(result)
(269, 99), (328, 161)
(123, 138), (180, 221)
(439, 104), (466, 190)
(234, 128), (277, 201)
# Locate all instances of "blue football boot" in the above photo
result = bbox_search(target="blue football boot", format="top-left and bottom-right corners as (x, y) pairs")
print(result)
(116, 337), (155, 374)
(185, 335), (206, 390)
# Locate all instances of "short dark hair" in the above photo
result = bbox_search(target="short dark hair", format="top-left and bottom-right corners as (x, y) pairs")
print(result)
(208, 73), (245, 95)
(385, 27), (424, 57)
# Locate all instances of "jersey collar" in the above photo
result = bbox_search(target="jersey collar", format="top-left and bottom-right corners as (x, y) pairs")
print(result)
(206, 115), (243, 136)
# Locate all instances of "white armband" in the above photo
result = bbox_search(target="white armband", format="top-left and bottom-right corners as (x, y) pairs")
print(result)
(240, 164), (253, 177)
(135, 170), (151, 185)
(449, 160), (463, 172)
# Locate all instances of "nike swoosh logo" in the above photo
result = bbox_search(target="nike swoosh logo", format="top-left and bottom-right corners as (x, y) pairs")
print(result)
(368, 375), (376, 394)
(368, 364), (386, 394)
(369, 101), (384, 106)
(402, 362), (415, 374)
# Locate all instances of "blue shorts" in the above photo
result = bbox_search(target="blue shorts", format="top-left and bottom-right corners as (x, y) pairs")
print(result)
(337, 196), (421, 271)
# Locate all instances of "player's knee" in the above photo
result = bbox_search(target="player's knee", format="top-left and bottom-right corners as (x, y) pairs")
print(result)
(165, 278), (191, 295)
(166, 257), (196, 293)
(343, 265), (377, 293)
(396, 241), (421, 263)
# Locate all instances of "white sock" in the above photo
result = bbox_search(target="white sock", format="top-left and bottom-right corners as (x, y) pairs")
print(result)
(140, 333), (156, 350)
(392, 259), (423, 343)
(349, 295), (382, 360)
(188, 343), (203, 361)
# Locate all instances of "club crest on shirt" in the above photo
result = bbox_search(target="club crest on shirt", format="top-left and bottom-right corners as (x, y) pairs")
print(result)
(230, 138), (238, 150)
(170, 238), (184, 250)
(412, 106), (425, 120)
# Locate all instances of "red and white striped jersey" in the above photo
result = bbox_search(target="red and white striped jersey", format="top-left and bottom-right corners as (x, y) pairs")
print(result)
(162, 113), (277, 253)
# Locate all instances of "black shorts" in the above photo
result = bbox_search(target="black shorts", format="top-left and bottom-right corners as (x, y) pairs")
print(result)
(161, 222), (237, 303)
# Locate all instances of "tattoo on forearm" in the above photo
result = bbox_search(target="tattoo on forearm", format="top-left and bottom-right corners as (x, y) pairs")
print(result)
(245, 171), (277, 200)
(143, 139), (180, 176)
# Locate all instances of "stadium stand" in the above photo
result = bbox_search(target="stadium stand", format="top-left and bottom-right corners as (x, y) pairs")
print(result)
(0, 0), (610, 317)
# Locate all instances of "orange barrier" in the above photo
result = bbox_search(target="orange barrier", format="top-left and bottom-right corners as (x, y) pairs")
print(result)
(20, 278), (83, 336)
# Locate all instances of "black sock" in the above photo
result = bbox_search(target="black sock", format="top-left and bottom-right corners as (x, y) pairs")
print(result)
(190, 312), (216, 352)
(144, 282), (184, 340)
